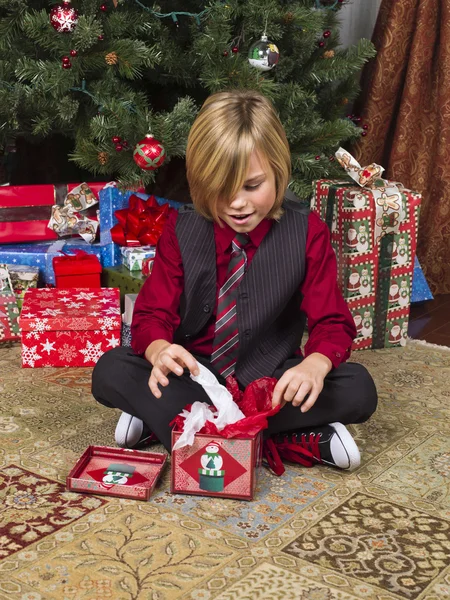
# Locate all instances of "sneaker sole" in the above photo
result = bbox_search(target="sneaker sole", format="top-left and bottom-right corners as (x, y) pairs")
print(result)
(328, 422), (361, 471)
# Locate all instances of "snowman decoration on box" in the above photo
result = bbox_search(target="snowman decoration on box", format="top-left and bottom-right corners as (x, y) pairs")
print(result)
(361, 310), (373, 338)
(359, 266), (372, 297)
(398, 279), (410, 308)
(396, 236), (409, 265)
(348, 191), (367, 209)
(198, 443), (225, 492)
(356, 223), (369, 253)
(400, 321), (408, 346)
(331, 210), (338, 234)
(102, 463), (136, 485)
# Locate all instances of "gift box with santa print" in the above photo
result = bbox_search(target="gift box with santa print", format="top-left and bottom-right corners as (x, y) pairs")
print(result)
(19, 287), (121, 367)
(311, 148), (421, 350)
(0, 264), (20, 343)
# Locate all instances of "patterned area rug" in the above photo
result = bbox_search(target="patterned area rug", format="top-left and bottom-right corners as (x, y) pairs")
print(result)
(0, 341), (449, 600)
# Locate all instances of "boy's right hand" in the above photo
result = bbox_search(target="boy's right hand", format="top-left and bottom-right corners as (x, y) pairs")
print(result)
(145, 340), (200, 398)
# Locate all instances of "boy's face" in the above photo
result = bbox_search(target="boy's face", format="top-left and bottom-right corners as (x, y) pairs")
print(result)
(218, 151), (276, 233)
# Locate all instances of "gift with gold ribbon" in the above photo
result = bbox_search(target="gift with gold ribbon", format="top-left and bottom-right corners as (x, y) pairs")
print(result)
(311, 148), (422, 350)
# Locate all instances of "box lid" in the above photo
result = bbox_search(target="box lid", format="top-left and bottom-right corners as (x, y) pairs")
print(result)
(20, 287), (121, 332)
(53, 252), (102, 276)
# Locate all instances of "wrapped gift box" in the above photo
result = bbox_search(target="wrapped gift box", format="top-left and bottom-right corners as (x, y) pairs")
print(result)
(171, 431), (263, 501)
(411, 256), (434, 303)
(0, 238), (120, 286)
(53, 250), (102, 288)
(20, 287), (121, 367)
(121, 246), (156, 271)
(311, 149), (421, 350)
(0, 278), (20, 343)
(67, 445), (167, 500)
(121, 293), (137, 347)
(0, 182), (107, 244)
(6, 265), (39, 310)
(102, 265), (148, 308)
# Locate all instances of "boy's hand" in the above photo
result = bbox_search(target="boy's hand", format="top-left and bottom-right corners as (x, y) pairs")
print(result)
(272, 353), (332, 412)
(145, 341), (200, 398)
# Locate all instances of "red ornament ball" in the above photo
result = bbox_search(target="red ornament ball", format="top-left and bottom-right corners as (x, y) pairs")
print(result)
(112, 136), (121, 144)
(223, 50), (229, 57)
(115, 144), (123, 152)
(363, 124), (369, 130)
(62, 61), (72, 69)
(100, 3), (107, 11)
(361, 131), (367, 137)
(323, 30), (331, 38)
(329, 156), (335, 162)
(315, 155), (321, 161)
(232, 46), (239, 53)
(50, 1), (79, 33)
(70, 49), (78, 57)
(133, 135), (166, 171)
(98, 34), (104, 41)
(62, 56), (70, 63)
(318, 41), (325, 48)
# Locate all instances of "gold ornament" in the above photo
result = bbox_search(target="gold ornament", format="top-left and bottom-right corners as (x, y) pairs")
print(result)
(98, 151), (109, 165)
(323, 50), (335, 59)
(105, 52), (118, 65)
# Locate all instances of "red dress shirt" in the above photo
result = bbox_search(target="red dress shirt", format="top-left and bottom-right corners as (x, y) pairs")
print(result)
(131, 210), (356, 369)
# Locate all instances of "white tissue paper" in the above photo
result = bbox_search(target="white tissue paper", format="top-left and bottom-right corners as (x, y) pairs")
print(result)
(172, 363), (246, 450)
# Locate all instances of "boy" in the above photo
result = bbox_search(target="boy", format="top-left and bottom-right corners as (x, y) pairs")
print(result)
(92, 89), (377, 471)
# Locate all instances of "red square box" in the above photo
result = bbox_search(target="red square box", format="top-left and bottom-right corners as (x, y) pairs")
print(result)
(171, 430), (263, 501)
(53, 252), (102, 288)
(67, 445), (167, 500)
(20, 287), (121, 367)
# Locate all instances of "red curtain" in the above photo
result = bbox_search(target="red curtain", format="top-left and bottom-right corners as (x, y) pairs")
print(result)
(352, 0), (450, 294)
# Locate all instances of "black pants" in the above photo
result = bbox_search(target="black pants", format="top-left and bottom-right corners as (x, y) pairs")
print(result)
(91, 347), (378, 452)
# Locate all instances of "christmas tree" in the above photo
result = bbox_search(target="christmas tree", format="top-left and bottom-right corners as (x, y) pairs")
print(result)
(0, 0), (375, 198)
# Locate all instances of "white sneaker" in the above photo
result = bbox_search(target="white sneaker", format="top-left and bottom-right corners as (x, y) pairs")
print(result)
(115, 412), (145, 448)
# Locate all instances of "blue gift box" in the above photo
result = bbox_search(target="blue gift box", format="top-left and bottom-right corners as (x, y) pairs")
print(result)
(98, 186), (184, 246)
(0, 238), (120, 285)
(411, 256), (434, 303)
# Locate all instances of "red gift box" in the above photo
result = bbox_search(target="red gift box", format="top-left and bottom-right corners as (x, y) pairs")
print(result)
(0, 182), (107, 244)
(20, 287), (121, 367)
(67, 445), (167, 500)
(53, 250), (102, 288)
(170, 377), (279, 500)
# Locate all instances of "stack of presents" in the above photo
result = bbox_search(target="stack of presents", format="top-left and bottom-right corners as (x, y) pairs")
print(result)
(0, 150), (434, 500)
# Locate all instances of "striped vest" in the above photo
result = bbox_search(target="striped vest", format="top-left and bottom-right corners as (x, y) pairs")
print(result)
(174, 194), (309, 387)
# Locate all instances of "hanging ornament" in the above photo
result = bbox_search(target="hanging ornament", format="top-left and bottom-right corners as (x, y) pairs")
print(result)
(222, 50), (229, 57)
(112, 136), (121, 144)
(323, 50), (335, 59)
(232, 46), (239, 54)
(62, 56), (72, 69)
(318, 41), (325, 48)
(100, 3), (108, 11)
(70, 49), (78, 57)
(248, 34), (280, 72)
(363, 124), (369, 130)
(323, 30), (332, 38)
(115, 144), (123, 152)
(315, 155), (321, 160)
(98, 34), (104, 41)
(133, 135), (166, 171)
(50, 1), (79, 33)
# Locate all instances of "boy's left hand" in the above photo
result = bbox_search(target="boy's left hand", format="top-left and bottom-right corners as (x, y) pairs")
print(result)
(272, 353), (332, 412)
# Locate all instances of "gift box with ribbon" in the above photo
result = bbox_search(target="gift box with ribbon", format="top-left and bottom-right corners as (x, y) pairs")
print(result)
(6, 264), (39, 310)
(53, 250), (102, 288)
(120, 245), (156, 271)
(0, 182), (107, 244)
(311, 148), (421, 350)
(111, 195), (173, 247)
(102, 265), (148, 309)
(0, 264), (21, 344)
(171, 366), (281, 500)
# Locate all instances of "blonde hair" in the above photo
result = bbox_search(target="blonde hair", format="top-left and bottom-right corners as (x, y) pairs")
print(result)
(186, 89), (291, 222)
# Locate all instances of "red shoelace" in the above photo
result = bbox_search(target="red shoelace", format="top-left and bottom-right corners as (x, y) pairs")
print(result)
(263, 432), (323, 476)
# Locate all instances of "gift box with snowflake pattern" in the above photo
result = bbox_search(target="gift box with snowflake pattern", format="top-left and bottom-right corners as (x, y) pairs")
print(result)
(19, 287), (121, 367)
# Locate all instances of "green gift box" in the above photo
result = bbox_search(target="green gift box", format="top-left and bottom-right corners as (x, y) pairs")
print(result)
(102, 265), (148, 309)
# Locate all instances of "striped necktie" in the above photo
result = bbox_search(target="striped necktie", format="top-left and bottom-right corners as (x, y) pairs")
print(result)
(211, 233), (249, 378)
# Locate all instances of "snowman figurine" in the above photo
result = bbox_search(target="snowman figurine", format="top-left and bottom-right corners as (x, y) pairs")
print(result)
(361, 310), (373, 338)
(359, 267), (372, 297)
(346, 227), (358, 252)
(400, 321), (409, 347)
(102, 463), (135, 485)
(396, 236), (409, 265)
(398, 279), (410, 308)
(356, 224), (369, 253)
(346, 269), (361, 295)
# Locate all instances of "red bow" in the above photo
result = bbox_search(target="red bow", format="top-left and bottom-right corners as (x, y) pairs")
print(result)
(110, 194), (173, 247)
